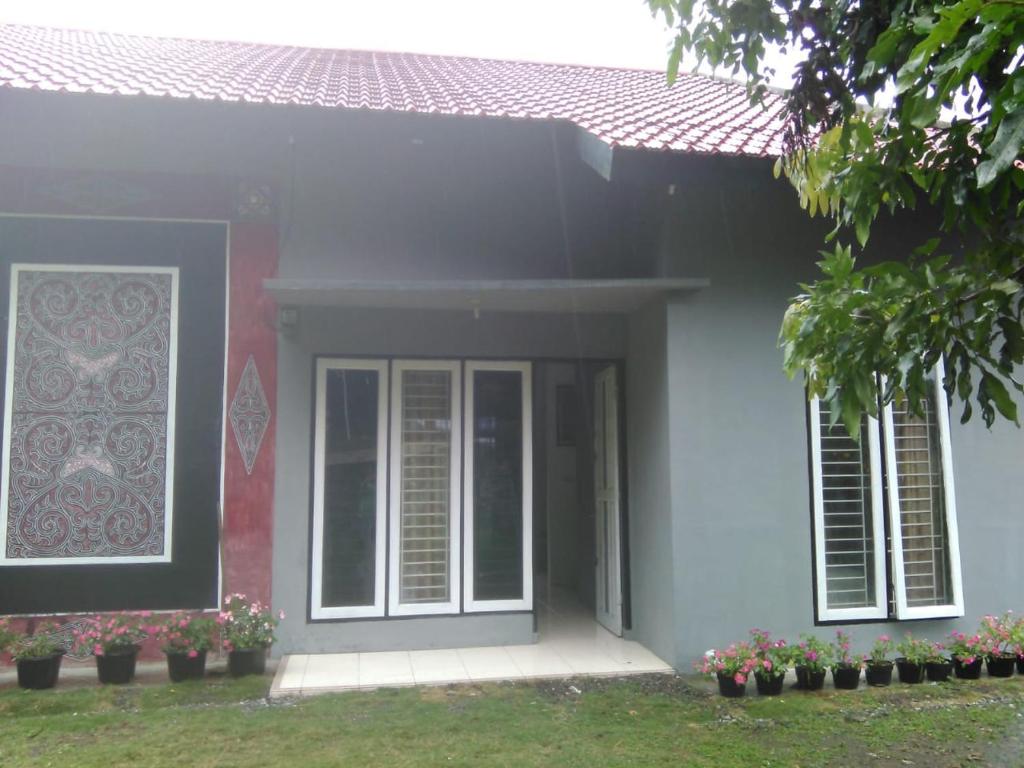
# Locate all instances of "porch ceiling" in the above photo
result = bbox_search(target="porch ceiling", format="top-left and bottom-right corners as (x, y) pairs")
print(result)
(263, 277), (709, 314)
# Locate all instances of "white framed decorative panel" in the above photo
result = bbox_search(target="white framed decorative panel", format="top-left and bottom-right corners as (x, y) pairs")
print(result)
(0, 264), (179, 565)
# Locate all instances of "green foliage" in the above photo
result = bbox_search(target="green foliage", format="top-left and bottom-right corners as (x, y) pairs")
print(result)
(219, 593), (281, 651)
(156, 612), (218, 656)
(12, 622), (65, 662)
(0, 618), (14, 654)
(896, 633), (934, 664)
(650, 0), (1024, 434)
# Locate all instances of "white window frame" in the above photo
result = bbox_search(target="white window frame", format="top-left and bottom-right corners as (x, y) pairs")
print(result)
(463, 361), (533, 613)
(882, 361), (965, 620)
(387, 359), (462, 616)
(810, 360), (964, 622)
(809, 399), (888, 621)
(0, 263), (179, 566)
(310, 358), (389, 619)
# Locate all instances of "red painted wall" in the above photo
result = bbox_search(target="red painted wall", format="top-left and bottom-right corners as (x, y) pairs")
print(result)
(222, 221), (278, 606)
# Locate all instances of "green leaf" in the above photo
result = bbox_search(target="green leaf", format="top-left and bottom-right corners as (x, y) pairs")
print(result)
(981, 371), (1019, 425)
(977, 111), (1024, 189)
(666, 37), (685, 85)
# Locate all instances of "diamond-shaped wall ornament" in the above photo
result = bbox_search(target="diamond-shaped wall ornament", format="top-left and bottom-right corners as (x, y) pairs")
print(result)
(230, 355), (270, 475)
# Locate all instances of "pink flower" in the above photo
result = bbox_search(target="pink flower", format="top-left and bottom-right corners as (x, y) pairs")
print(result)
(93, 644), (104, 656)
(278, 610), (286, 621)
(187, 649), (199, 659)
(763, 659), (772, 670)
(733, 673), (746, 685)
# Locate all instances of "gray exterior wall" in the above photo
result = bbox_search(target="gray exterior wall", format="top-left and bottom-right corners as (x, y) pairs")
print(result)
(648, 164), (1024, 668)
(3, 88), (1022, 667)
(624, 302), (676, 663)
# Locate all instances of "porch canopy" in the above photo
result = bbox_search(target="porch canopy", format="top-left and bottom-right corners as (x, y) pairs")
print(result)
(263, 277), (709, 314)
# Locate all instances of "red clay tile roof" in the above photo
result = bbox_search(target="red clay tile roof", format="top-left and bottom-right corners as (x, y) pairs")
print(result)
(0, 24), (787, 157)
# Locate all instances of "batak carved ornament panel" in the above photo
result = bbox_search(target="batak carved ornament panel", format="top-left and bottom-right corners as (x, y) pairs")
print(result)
(1, 266), (178, 563)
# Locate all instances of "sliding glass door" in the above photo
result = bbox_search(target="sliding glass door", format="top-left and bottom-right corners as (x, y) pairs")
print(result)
(464, 362), (532, 611)
(311, 360), (388, 619)
(311, 358), (531, 619)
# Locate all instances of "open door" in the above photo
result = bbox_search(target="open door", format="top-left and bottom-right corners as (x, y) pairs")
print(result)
(593, 365), (622, 635)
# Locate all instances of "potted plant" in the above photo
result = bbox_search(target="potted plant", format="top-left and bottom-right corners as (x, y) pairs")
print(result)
(76, 612), (148, 685)
(946, 631), (985, 679)
(1011, 615), (1024, 674)
(793, 634), (832, 691)
(219, 593), (283, 677)
(980, 613), (1016, 678)
(864, 635), (894, 686)
(895, 635), (930, 684)
(830, 630), (862, 690)
(157, 612), (217, 682)
(696, 642), (758, 698)
(11, 622), (65, 690)
(925, 641), (953, 682)
(749, 629), (788, 696)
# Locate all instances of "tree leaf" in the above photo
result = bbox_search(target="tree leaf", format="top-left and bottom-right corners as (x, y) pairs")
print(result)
(978, 111), (1024, 189)
(981, 371), (1019, 425)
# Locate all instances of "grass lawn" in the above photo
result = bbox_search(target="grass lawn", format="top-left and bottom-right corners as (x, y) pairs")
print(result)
(1, 672), (1023, 767)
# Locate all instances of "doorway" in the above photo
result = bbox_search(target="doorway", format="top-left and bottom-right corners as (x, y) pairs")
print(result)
(535, 360), (625, 637)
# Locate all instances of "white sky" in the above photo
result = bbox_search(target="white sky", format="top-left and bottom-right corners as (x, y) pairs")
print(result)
(2, 0), (681, 71)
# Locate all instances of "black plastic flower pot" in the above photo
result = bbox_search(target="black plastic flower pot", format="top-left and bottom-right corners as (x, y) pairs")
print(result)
(16, 652), (64, 690)
(832, 665), (861, 690)
(1017, 656), (1024, 675)
(896, 658), (925, 684)
(228, 648), (267, 678)
(96, 647), (139, 685)
(166, 651), (207, 683)
(755, 673), (785, 696)
(865, 661), (893, 687)
(926, 659), (953, 682)
(953, 656), (983, 680)
(987, 653), (1016, 678)
(795, 665), (826, 691)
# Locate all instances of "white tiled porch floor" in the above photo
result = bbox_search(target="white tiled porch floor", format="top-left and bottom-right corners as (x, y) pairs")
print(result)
(270, 593), (673, 697)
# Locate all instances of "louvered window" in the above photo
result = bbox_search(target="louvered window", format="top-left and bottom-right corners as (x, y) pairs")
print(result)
(810, 362), (964, 622)
(386, 361), (462, 616)
(810, 402), (887, 620)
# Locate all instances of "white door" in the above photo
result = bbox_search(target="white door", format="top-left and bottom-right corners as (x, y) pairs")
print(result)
(594, 365), (622, 635)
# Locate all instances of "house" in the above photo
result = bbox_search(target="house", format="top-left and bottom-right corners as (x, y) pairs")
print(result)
(0, 24), (1020, 673)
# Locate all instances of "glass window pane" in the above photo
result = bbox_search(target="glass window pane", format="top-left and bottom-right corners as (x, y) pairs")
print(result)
(398, 369), (452, 604)
(472, 370), (523, 602)
(817, 400), (877, 609)
(891, 386), (953, 607)
(321, 369), (380, 608)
